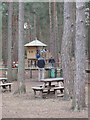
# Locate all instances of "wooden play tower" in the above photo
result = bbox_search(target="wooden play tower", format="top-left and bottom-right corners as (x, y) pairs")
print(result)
(24, 38), (51, 67)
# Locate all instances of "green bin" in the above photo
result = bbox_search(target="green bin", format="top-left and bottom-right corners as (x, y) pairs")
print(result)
(49, 68), (57, 78)
(60, 68), (63, 77)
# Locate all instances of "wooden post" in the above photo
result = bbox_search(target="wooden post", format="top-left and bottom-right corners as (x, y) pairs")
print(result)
(30, 69), (32, 78)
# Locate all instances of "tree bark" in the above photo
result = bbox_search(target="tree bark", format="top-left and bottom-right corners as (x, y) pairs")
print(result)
(87, 3), (90, 63)
(72, 2), (86, 110)
(12, 5), (18, 63)
(7, 2), (13, 82)
(0, 2), (2, 63)
(34, 10), (37, 39)
(27, 18), (31, 42)
(14, 15), (18, 63)
(37, 15), (41, 41)
(2, 4), (8, 66)
(49, 1), (53, 53)
(16, 2), (26, 94)
(61, 2), (75, 99)
(52, 2), (59, 66)
(59, 2), (64, 53)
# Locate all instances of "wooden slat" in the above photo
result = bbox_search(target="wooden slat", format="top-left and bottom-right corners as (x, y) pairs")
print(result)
(41, 78), (64, 82)
(0, 83), (12, 86)
(0, 78), (7, 80)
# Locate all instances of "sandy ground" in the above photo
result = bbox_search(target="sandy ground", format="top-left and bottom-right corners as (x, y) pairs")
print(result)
(1, 71), (88, 118)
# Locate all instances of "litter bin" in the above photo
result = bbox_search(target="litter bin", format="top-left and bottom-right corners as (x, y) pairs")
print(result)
(49, 68), (57, 78)
(60, 68), (63, 77)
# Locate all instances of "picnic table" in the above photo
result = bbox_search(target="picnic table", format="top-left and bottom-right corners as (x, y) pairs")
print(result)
(85, 69), (90, 73)
(41, 77), (64, 85)
(0, 78), (7, 84)
(0, 77), (12, 92)
(32, 77), (64, 98)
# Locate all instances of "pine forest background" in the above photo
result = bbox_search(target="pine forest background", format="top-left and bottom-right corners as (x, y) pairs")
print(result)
(2, 2), (65, 64)
(0, 1), (90, 110)
(2, 2), (90, 65)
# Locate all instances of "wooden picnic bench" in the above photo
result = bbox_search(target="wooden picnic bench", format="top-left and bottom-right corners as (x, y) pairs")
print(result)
(32, 77), (64, 98)
(0, 78), (12, 92)
(51, 86), (64, 98)
(32, 86), (50, 98)
(32, 86), (64, 98)
(85, 69), (90, 73)
(0, 83), (13, 92)
(41, 77), (64, 88)
(0, 77), (7, 83)
(37, 83), (58, 88)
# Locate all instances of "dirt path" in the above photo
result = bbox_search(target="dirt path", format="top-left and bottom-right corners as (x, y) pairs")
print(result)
(1, 71), (88, 118)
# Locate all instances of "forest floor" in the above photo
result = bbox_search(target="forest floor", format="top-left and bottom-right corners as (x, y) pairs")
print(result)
(0, 70), (88, 118)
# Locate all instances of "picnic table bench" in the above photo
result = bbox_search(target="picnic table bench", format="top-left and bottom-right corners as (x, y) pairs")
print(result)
(32, 87), (44, 98)
(37, 83), (58, 88)
(32, 86), (64, 98)
(32, 77), (64, 98)
(0, 78), (12, 92)
(0, 83), (13, 92)
(0, 78), (7, 83)
(85, 69), (90, 73)
(32, 86), (51, 98)
(51, 86), (64, 98)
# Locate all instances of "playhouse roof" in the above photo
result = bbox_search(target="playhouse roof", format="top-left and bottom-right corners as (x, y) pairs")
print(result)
(24, 39), (47, 47)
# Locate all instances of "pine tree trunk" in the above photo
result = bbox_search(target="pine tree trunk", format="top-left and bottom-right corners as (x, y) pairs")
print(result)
(61, 2), (75, 99)
(16, 2), (26, 94)
(49, 1), (53, 53)
(12, 5), (18, 63)
(0, 2), (2, 63)
(2, 9), (8, 66)
(0, 2), (2, 113)
(7, 2), (13, 82)
(14, 15), (18, 63)
(0, 2), (3, 79)
(88, 3), (90, 63)
(37, 15), (41, 41)
(45, 24), (50, 51)
(34, 11), (37, 39)
(27, 18), (31, 42)
(72, 2), (86, 110)
(59, 2), (64, 53)
(52, 2), (59, 66)
(12, 5), (15, 63)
